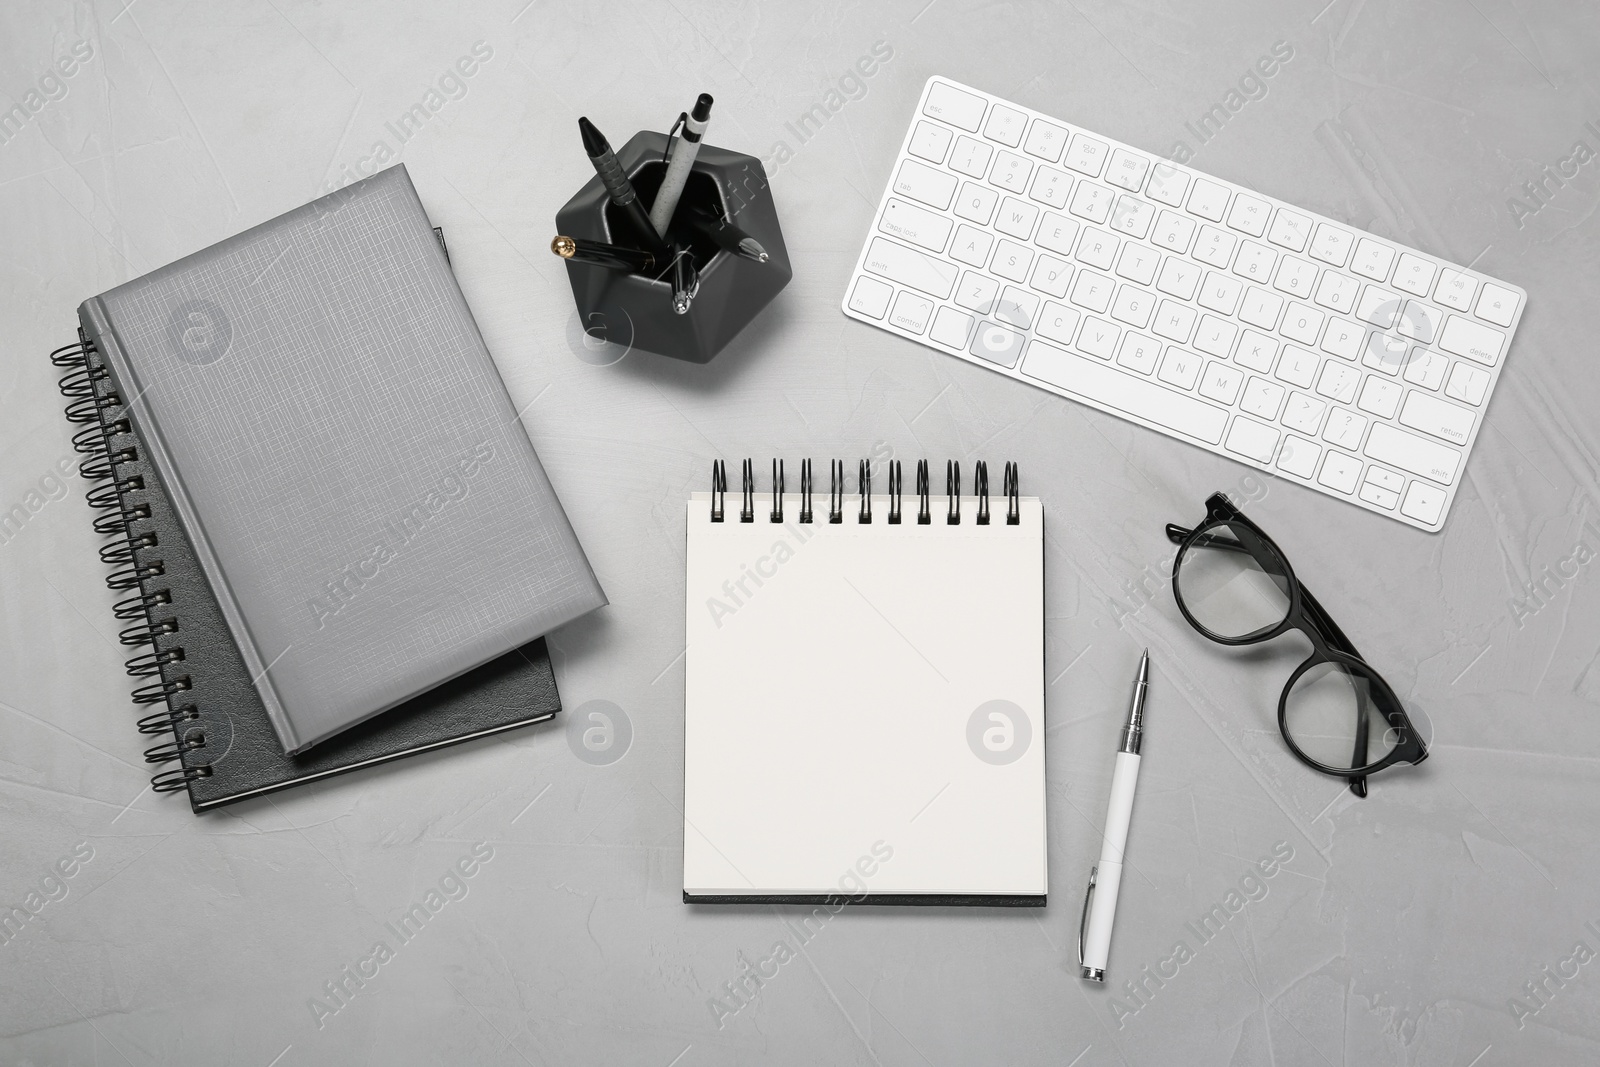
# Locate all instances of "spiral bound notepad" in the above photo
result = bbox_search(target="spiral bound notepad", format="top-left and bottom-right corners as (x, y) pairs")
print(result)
(683, 458), (1046, 905)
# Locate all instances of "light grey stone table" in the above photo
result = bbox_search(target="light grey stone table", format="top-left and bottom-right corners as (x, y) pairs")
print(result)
(3, 1), (1597, 1063)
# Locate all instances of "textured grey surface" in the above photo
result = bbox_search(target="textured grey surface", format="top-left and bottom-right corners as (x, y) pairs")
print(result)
(1, 1), (1597, 1064)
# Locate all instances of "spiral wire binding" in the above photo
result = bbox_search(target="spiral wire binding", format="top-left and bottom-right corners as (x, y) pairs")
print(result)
(710, 460), (727, 522)
(887, 461), (902, 524)
(858, 460), (872, 524)
(1004, 462), (1020, 525)
(975, 462), (991, 525)
(740, 459), (755, 523)
(917, 460), (931, 525)
(769, 460), (785, 522)
(829, 460), (844, 524)
(52, 332), (212, 794)
(799, 460), (813, 524)
(947, 461), (961, 524)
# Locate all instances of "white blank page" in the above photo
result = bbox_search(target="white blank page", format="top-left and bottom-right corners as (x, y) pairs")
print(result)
(683, 492), (1045, 901)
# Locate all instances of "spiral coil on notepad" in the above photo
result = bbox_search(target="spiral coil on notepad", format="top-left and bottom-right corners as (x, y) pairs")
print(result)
(708, 457), (1020, 525)
(52, 334), (212, 794)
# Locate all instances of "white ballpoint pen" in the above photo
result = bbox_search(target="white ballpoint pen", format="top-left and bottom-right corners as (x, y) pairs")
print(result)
(1080, 649), (1149, 982)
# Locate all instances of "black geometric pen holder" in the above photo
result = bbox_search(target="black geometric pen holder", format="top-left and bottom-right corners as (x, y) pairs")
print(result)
(555, 131), (792, 364)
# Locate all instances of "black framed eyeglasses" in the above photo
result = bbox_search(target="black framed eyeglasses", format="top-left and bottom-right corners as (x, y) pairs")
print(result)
(1167, 493), (1428, 797)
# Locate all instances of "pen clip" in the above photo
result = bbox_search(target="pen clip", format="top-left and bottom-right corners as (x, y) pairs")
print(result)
(660, 111), (688, 164)
(1077, 865), (1097, 966)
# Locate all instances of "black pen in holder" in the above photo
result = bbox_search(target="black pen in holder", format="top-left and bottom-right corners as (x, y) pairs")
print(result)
(556, 131), (792, 363)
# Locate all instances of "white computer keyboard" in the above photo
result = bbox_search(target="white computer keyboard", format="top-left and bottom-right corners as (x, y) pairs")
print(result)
(842, 77), (1526, 532)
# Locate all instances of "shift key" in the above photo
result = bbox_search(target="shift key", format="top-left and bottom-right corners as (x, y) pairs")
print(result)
(863, 237), (958, 299)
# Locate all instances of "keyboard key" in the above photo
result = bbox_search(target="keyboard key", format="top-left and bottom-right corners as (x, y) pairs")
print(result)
(1313, 271), (1359, 314)
(1366, 422), (1460, 485)
(924, 81), (986, 131)
(1358, 480), (1399, 510)
(1434, 268), (1476, 312)
(1397, 300), (1441, 345)
(1029, 255), (1073, 298)
(1444, 361), (1490, 405)
(1362, 331), (1408, 376)
(1475, 283), (1518, 327)
(1233, 241), (1277, 283)
(893, 160), (958, 209)
(950, 224), (995, 267)
(995, 196), (1040, 239)
(984, 104), (1028, 147)
(1267, 209), (1311, 252)
(1036, 301), (1081, 346)
(1146, 163), (1189, 207)
(1357, 375), (1401, 419)
(1158, 347), (1203, 390)
(990, 150), (1032, 193)
(1321, 318), (1364, 360)
(1438, 315), (1504, 366)
(1357, 285), (1403, 328)
(1076, 317), (1121, 359)
(1114, 243), (1160, 286)
(954, 181), (999, 224)
(1281, 391), (1326, 435)
(1309, 223), (1352, 266)
(1401, 480), (1447, 525)
(1199, 361), (1243, 405)
(949, 136), (994, 178)
(1227, 194), (1271, 237)
(1152, 210), (1197, 254)
(1318, 451), (1362, 494)
(908, 121), (952, 163)
(1197, 272), (1243, 315)
(1392, 253), (1436, 298)
(955, 271), (999, 314)
(848, 276), (893, 319)
(1029, 167), (1073, 208)
(1111, 285), (1155, 329)
(1022, 340), (1229, 443)
(1226, 416), (1280, 462)
(1272, 256), (1318, 299)
(1156, 257), (1201, 301)
(1239, 287), (1283, 330)
(1070, 270), (1114, 313)
(1035, 212), (1081, 256)
(1364, 465), (1403, 493)
(970, 320), (1027, 367)
(1187, 179), (1230, 222)
(1402, 348), (1447, 390)
(1278, 435), (1321, 478)
(1192, 225), (1237, 269)
(1117, 332), (1162, 374)
(864, 238), (958, 298)
(1064, 133), (1108, 176)
(930, 306), (975, 348)
(1069, 183), (1115, 224)
(1194, 315), (1238, 357)
(996, 285), (1041, 329)
(1398, 390), (1474, 446)
(1316, 361), (1360, 404)
(1024, 119), (1069, 162)
(1323, 407), (1367, 450)
(1280, 302), (1324, 346)
(1350, 238), (1395, 282)
(890, 291), (934, 334)
(1106, 148), (1150, 192)
(1075, 229), (1119, 271)
(880, 198), (954, 252)
(1235, 330), (1279, 373)
(991, 239), (1034, 282)
(1109, 195), (1154, 239)
(1241, 376), (1286, 420)
(1275, 347), (1319, 390)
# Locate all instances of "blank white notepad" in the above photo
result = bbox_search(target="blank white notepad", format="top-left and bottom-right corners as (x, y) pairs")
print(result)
(683, 482), (1046, 905)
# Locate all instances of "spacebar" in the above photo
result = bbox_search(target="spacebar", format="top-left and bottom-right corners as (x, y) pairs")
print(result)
(1021, 340), (1228, 444)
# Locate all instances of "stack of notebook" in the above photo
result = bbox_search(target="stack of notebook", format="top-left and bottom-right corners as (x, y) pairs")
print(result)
(54, 165), (605, 811)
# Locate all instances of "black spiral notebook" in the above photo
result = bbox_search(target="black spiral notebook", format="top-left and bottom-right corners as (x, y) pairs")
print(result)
(51, 330), (563, 813)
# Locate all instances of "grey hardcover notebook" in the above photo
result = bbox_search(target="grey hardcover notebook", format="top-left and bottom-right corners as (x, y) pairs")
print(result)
(78, 164), (606, 753)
